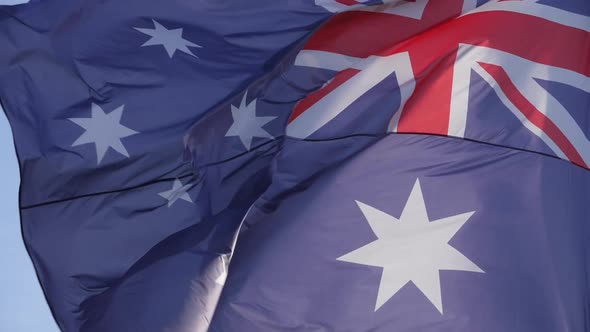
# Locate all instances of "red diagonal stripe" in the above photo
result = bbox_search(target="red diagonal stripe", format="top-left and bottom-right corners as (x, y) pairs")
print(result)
(479, 62), (587, 168)
(289, 68), (360, 123)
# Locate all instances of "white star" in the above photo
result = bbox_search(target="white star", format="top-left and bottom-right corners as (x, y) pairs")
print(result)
(158, 179), (194, 207)
(225, 91), (277, 150)
(134, 19), (202, 58)
(338, 179), (483, 314)
(69, 103), (139, 164)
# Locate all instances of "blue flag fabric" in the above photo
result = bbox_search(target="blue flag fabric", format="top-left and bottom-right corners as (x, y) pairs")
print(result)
(0, 0), (332, 330)
(209, 134), (590, 332)
(2, 0), (590, 331)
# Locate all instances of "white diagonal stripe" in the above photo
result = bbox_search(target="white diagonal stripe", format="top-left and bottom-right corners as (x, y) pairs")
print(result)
(464, 0), (590, 32)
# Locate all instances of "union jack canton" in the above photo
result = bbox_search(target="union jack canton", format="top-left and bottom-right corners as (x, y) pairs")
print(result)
(288, 0), (590, 168)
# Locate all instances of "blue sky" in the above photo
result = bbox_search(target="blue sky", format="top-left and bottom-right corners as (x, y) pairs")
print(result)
(1, 1), (59, 330)
(0, 111), (59, 331)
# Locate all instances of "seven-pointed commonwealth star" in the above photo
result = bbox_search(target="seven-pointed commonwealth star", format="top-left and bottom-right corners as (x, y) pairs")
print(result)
(225, 91), (277, 150)
(158, 179), (194, 207)
(134, 19), (202, 58)
(338, 179), (483, 314)
(69, 103), (139, 164)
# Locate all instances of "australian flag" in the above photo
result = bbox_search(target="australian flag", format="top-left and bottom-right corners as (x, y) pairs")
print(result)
(1, 0), (589, 331)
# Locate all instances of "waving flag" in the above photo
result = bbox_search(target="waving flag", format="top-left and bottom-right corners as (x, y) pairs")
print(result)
(189, 0), (590, 331)
(0, 1), (331, 331)
(1, 0), (589, 331)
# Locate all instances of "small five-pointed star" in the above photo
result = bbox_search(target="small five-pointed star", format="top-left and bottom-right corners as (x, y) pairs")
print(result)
(69, 103), (139, 164)
(225, 91), (277, 150)
(134, 19), (202, 58)
(158, 178), (194, 207)
(338, 179), (484, 314)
